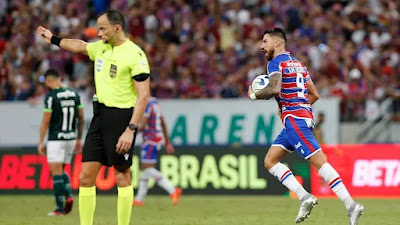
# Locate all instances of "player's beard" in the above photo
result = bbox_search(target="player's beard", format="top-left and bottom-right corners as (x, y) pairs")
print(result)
(266, 48), (274, 61)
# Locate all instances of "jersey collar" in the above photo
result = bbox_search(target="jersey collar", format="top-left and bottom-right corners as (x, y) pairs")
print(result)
(276, 51), (291, 56)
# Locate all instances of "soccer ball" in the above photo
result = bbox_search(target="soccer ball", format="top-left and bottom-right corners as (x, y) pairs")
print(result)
(251, 75), (269, 92)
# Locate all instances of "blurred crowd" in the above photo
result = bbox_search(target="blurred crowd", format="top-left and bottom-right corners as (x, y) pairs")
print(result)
(0, 0), (399, 121)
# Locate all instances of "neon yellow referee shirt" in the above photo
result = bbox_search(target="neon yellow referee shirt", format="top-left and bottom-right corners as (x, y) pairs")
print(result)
(87, 40), (150, 109)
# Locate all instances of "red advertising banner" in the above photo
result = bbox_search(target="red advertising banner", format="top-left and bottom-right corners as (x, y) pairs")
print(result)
(311, 144), (400, 198)
(0, 153), (117, 191)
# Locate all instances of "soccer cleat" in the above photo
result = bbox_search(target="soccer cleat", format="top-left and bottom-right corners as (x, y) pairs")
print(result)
(47, 210), (65, 216)
(170, 187), (182, 206)
(132, 200), (144, 206)
(348, 203), (365, 225)
(64, 197), (74, 214)
(295, 195), (318, 223)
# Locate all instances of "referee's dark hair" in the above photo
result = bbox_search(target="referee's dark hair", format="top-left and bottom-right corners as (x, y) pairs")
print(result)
(44, 69), (60, 78)
(99, 9), (126, 31)
(264, 28), (287, 44)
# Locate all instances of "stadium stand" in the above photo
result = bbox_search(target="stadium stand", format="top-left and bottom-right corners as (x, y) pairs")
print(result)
(0, 0), (399, 121)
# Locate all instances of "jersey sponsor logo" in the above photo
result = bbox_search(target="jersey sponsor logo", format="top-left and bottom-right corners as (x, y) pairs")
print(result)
(110, 64), (117, 78)
(56, 90), (76, 99)
(57, 132), (76, 139)
(285, 62), (303, 67)
(96, 59), (103, 72)
(352, 159), (400, 187)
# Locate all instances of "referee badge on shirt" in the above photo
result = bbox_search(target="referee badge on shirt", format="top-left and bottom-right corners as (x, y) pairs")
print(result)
(109, 64), (117, 78)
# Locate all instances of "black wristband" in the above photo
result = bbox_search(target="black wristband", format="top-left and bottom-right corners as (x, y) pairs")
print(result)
(50, 36), (62, 47)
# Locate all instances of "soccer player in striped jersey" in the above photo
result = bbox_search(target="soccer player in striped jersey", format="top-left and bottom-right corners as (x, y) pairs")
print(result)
(248, 28), (364, 225)
(133, 97), (182, 206)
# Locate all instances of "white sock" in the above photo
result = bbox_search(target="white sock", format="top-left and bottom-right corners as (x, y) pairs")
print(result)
(318, 163), (355, 210)
(146, 168), (175, 194)
(269, 162), (309, 201)
(135, 171), (150, 201)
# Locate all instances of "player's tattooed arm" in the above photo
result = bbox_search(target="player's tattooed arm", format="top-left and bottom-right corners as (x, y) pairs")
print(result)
(255, 72), (282, 100)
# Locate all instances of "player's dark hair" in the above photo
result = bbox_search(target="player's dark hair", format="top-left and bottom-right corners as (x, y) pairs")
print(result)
(44, 69), (60, 78)
(264, 28), (287, 44)
(99, 9), (126, 31)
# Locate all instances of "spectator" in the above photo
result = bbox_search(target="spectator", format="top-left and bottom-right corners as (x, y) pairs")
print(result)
(0, 0), (399, 122)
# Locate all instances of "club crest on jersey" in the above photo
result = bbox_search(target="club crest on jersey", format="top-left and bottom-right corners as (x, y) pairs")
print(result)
(109, 64), (117, 78)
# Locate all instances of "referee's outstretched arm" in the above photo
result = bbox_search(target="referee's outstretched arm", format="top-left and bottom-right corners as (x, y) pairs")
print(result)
(36, 26), (88, 55)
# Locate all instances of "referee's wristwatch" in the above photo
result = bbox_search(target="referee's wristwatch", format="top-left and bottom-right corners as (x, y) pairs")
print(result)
(128, 123), (138, 131)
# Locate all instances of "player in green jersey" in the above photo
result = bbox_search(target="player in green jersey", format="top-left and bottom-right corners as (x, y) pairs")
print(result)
(38, 68), (84, 216)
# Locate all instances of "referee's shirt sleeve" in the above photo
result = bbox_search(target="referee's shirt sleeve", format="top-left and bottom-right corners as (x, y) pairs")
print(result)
(86, 40), (103, 61)
(131, 49), (150, 78)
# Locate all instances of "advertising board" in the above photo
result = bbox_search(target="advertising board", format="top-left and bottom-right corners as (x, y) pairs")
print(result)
(311, 144), (400, 198)
(0, 146), (310, 195)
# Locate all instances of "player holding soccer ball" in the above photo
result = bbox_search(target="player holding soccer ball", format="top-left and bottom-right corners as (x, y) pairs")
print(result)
(248, 28), (365, 225)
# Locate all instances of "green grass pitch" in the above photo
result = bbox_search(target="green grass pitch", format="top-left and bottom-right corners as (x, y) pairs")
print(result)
(0, 195), (399, 225)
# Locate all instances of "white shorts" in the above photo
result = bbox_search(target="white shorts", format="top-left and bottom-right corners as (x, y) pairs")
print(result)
(47, 140), (76, 163)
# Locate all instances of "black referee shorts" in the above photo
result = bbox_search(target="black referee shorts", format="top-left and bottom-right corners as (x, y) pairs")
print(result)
(82, 103), (136, 167)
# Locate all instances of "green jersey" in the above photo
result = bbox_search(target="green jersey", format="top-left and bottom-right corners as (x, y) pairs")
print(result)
(43, 87), (83, 140)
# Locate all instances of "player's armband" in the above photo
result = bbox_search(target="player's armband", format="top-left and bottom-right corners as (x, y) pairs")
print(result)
(133, 73), (150, 82)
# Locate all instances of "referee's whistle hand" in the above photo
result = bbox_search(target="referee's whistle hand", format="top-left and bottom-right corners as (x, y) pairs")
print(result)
(115, 130), (135, 154)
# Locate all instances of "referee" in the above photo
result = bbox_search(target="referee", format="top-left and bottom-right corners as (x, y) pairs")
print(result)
(37, 9), (150, 225)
